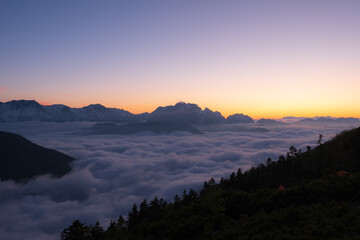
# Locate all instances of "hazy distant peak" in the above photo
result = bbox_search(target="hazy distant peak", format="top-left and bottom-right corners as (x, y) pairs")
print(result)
(173, 102), (201, 110)
(175, 101), (186, 105)
(0, 100), (54, 122)
(8, 99), (36, 103)
(337, 117), (358, 121)
(294, 117), (360, 124)
(83, 104), (107, 110)
(282, 116), (298, 119)
(278, 116), (306, 123)
(46, 104), (68, 107)
(150, 102), (225, 124)
(317, 117), (335, 121)
(226, 113), (254, 124)
(44, 104), (71, 109)
(0, 100), (139, 122)
(5, 99), (357, 125)
(256, 118), (278, 125)
(313, 116), (335, 120)
(154, 102), (202, 112)
(6, 99), (43, 109)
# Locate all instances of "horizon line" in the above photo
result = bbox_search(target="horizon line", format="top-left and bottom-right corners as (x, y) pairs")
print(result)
(1, 98), (359, 120)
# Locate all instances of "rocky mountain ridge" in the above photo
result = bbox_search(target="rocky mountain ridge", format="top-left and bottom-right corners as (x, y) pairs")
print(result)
(0, 100), (254, 124)
(0, 100), (358, 125)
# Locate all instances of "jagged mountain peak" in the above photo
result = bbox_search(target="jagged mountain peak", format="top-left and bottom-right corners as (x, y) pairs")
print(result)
(256, 118), (283, 125)
(0, 100), (138, 122)
(155, 102), (202, 112)
(0, 100), (53, 121)
(203, 107), (216, 113)
(226, 113), (254, 124)
(149, 102), (225, 124)
(6, 99), (43, 109)
(83, 104), (108, 111)
(0, 100), (255, 125)
(44, 104), (71, 109)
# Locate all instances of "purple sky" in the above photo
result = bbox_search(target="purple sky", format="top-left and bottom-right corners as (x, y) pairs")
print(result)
(1, 0), (360, 118)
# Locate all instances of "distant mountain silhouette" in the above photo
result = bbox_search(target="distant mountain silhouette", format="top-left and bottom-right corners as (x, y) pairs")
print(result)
(256, 118), (285, 125)
(0, 100), (358, 125)
(148, 102), (226, 124)
(71, 104), (138, 122)
(91, 122), (202, 134)
(43, 104), (80, 121)
(0, 100), (138, 122)
(298, 117), (359, 124)
(0, 131), (74, 181)
(280, 116), (306, 122)
(0, 100), (254, 125)
(335, 117), (360, 124)
(0, 100), (54, 121)
(225, 113), (254, 123)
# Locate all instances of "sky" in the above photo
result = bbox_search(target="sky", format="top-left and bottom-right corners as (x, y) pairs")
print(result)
(1, 0), (360, 118)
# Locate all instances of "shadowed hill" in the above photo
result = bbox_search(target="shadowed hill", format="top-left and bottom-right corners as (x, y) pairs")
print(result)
(0, 131), (74, 181)
(61, 126), (360, 240)
(219, 127), (360, 191)
(306, 127), (360, 174)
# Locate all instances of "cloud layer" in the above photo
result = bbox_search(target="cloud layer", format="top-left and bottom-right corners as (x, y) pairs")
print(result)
(0, 121), (358, 240)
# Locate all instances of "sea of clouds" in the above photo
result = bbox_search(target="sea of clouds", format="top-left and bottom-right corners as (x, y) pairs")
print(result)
(0, 121), (358, 240)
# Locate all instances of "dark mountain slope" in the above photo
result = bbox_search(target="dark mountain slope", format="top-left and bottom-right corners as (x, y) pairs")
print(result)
(305, 127), (360, 174)
(219, 127), (360, 191)
(62, 126), (360, 240)
(0, 131), (74, 181)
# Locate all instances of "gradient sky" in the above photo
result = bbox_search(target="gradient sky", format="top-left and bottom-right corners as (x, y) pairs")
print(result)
(1, 0), (359, 118)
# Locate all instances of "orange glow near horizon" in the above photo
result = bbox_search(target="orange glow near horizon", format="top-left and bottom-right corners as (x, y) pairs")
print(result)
(26, 97), (360, 120)
(1, 1), (360, 122)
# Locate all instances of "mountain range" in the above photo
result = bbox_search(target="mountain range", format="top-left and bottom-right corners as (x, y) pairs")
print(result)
(0, 100), (358, 125)
(0, 100), (253, 124)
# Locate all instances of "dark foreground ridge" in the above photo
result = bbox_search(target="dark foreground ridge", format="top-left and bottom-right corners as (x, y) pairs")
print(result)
(0, 131), (74, 181)
(62, 127), (360, 240)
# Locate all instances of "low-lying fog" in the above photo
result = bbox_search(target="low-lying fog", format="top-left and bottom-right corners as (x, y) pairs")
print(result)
(0, 121), (358, 240)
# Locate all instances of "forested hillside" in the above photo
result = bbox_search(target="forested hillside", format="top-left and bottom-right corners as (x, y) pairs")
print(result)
(61, 127), (360, 240)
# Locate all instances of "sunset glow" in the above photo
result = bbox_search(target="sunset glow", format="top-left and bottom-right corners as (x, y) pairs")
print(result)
(2, 2), (360, 239)
(1, 0), (359, 119)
